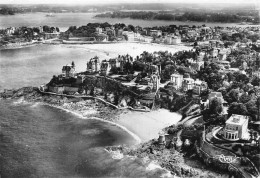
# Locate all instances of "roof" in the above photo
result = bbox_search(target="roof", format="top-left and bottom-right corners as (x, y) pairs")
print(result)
(96, 33), (108, 37)
(171, 74), (183, 77)
(183, 78), (194, 82)
(150, 30), (160, 32)
(194, 80), (204, 85)
(208, 92), (223, 99)
(226, 114), (248, 126)
(217, 61), (230, 64)
(62, 65), (73, 71)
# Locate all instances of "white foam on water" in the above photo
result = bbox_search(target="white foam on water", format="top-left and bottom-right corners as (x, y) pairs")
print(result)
(146, 161), (178, 178)
(40, 102), (142, 144)
(12, 97), (29, 105)
(30, 102), (39, 108)
(105, 149), (124, 160)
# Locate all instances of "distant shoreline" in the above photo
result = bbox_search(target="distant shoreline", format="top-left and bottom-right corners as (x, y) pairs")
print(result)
(94, 16), (260, 26)
(0, 41), (40, 50)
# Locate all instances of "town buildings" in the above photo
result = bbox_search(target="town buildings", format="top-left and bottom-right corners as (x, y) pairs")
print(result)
(165, 35), (182, 45)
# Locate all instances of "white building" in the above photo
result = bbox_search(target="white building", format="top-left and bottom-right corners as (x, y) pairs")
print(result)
(87, 57), (100, 73)
(96, 27), (103, 34)
(170, 74), (183, 90)
(138, 35), (153, 43)
(182, 78), (194, 91)
(126, 31), (135, 41)
(149, 74), (160, 92)
(62, 64), (76, 78)
(165, 35), (181, 45)
(190, 61), (204, 71)
(193, 80), (207, 95)
(100, 60), (111, 76)
(223, 114), (249, 141)
(172, 37), (181, 44)
(6, 27), (15, 35)
(150, 30), (162, 37)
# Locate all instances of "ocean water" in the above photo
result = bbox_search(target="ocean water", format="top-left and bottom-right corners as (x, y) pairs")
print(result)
(0, 44), (100, 91)
(0, 12), (259, 32)
(0, 100), (169, 178)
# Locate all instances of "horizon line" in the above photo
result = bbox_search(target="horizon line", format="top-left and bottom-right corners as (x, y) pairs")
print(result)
(0, 1), (258, 5)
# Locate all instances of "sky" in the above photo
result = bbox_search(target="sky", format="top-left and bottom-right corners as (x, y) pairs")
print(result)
(0, 0), (258, 4)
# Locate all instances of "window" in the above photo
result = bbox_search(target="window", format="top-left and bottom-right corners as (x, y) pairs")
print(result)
(236, 127), (238, 130)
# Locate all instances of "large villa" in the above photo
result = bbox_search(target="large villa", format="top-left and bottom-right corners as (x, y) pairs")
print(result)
(223, 114), (250, 141)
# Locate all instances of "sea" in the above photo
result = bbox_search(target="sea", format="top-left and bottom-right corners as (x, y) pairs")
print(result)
(0, 12), (259, 32)
(0, 99), (172, 178)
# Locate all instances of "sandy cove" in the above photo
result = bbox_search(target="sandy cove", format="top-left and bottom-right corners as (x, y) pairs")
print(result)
(42, 100), (181, 144)
(117, 109), (182, 142)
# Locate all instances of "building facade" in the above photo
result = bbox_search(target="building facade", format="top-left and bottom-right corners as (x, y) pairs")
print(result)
(182, 78), (195, 91)
(100, 61), (111, 76)
(223, 114), (249, 141)
(62, 64), (76, 78)
(193, 80), (207, 95)
(170, 74), (183, 90)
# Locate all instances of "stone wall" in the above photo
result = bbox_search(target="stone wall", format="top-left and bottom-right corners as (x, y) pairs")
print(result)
(196, 131), (246, 178)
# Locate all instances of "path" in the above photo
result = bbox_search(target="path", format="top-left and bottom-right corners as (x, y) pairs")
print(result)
(38, 88), (150, 112)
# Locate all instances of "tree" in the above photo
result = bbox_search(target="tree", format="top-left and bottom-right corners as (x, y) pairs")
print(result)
(246, 100), (257, 121)
(256, 97), (260, 121)
(240, 93), (251, 104)
(251, 76), (260, 86)
(197, 62), (223, 90)
(209, 97), (223, 115)
(226, 89), (240, 103)
(228, 102), (248, 116)
(162, 64), (176, 80)
(127, 24), (135, 32)
(43, 25), (51, 33)
(33, 27), (40, 33)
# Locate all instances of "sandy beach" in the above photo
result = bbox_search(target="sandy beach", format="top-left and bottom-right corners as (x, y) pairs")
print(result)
(64, 42), (192, 60)
(46, 101), (181, 143)
(116, 109), (182, 142)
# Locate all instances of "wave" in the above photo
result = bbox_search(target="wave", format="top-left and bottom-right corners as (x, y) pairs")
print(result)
(30, 102), (40, 108)
(12, 97), (30, 105)
(104, 148), (124, 160)
(146, 161), (178, 178)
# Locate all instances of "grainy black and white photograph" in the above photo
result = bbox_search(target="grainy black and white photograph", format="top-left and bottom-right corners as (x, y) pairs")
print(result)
(0, 0), (260, 177)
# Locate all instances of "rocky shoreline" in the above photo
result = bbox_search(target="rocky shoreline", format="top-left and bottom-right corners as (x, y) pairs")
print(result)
(106, 139), (230, 178)
(0, 87), (229, 178)
(0, 87), (122, 122)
